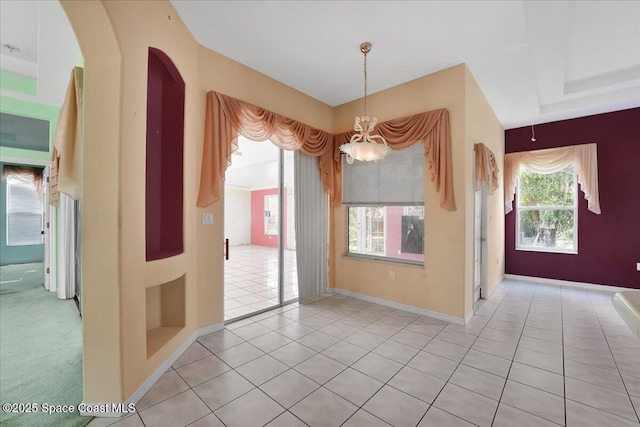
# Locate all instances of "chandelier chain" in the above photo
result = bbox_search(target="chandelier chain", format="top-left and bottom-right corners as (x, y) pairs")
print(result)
(363, 49), (368, 116)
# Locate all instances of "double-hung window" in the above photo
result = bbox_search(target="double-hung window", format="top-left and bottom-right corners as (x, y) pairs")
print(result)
(516, 163), (577, 252)
(6, 175), (44, 246)
(343, 144), (425, 265)
(264, 194), (279, 235)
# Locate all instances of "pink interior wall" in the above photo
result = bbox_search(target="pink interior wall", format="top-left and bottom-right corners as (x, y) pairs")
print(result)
(251, 187), (287, 249)
(505, 107), (640, 289)
(386, 207), (424, 262)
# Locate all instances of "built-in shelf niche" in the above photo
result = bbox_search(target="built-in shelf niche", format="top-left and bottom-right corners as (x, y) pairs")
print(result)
(146, 275), (185, 358)
(145, 47), (185, 261)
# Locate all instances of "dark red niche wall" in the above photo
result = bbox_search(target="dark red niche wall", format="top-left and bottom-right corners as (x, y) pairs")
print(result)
(146, 48), (185, 261)
(505, 107), (640, 289)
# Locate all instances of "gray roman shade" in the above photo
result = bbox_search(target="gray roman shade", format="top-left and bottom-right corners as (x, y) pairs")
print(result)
(342, 143), (425, 204)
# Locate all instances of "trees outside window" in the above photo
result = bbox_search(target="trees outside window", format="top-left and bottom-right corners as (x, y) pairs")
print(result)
(517, 164), (577, 252)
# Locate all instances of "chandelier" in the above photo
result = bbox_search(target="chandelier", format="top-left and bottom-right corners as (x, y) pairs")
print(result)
(339, 42), (390, 164)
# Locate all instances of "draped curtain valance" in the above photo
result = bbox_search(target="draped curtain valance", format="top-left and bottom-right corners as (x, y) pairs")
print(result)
(333, 108), (455, 211)
(474, 143), (499, 195)
(196, 91), (337, 207)
(504, 143), (601, 215)
(51, 66), (83, 206)
(2, 165), (44, 197)
(196, 91), (456, 211)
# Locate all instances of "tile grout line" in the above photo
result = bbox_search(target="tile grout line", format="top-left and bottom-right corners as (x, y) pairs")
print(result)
(488, 283), (535, 426)
(561, 286), (567, 427)
(131, 285), (635, 427)
(585, 289), (640, 423)
(410, 283), (521, 426)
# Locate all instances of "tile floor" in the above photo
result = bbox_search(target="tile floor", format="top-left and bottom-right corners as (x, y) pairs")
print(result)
(89, 279), (640, 427)
(224, 245), (298, 320)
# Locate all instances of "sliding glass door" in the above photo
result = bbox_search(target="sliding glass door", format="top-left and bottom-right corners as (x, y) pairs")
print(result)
(223, 137), (297, 322)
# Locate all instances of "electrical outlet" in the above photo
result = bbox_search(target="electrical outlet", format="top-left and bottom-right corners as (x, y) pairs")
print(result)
(637, 262), (640, 271)
(389, 271), (395, 280)
(202, 213), (213, 224)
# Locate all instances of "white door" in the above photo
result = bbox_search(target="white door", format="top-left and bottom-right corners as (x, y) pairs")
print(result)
(473, 188), (487, 304)
(42, 166), (57, 293)
(43, 167), (51, 290)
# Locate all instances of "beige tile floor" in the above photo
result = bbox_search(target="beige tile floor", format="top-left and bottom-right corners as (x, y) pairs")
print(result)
(224, 245), (298, 321)
(89, 279), (640, 427)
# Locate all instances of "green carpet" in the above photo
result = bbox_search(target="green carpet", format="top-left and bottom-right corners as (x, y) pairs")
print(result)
(0, 264), (90, 427)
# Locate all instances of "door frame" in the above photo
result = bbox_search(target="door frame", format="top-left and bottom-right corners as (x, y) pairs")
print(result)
(473, 186), (488, 305)
(222, 144), (297, 325)
(0, 156), (53, 289)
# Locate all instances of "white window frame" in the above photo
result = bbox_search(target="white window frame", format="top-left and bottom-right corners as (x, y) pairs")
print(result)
(6, 175), (44, 247)
(264, 194), (279, 236)
(346, 204), (424, 266)
(515, 164), (578, 254)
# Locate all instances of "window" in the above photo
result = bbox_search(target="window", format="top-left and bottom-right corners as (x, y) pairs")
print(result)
(264, 194), (279, 235)
(6, 175), (44, 246)
(342, 143), (425, 265)
(516, 163), (577, 252)
(348, 205), (424, 263)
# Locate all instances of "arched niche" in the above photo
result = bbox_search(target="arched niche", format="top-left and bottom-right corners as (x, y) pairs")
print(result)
(145, 47), (185, 261)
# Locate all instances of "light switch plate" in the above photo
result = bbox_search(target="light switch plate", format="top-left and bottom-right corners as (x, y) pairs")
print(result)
(637, 262), (640, 271)
(202, 213), (214, 224)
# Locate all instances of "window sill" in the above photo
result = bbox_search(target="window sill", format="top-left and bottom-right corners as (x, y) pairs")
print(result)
(516, 246), (578, 255)
(343, 253), (424, 268)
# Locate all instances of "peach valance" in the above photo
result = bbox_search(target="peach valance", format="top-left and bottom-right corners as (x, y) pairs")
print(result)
(51, 66), (83, 206)
(504, 143), (601, 215)
(474, 143), (499, 195)
(334, 108), (456, 211)
(196, 91), (337, 207)
(2, 165), (44, 197)
(197, 92), (455, 211)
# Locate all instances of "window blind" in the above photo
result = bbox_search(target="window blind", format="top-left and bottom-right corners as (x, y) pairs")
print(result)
(342, 143), (425, 204)
(6, 176), (43, 246)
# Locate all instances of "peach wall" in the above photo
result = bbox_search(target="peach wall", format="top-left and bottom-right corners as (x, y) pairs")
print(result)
(331, 64), (503, 320)
(332, 65), (468, 319)
(60, 0), (123, 404)
(62, 0), (334, 404)
(464, 68), (505, 314)
(62, 0), (502, 405)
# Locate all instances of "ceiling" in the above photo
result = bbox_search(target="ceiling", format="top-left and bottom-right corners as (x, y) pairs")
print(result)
(225, 136), (294, 190)
(0, 1), (80, 107)
(171, 0), (640, 129)
(0, 1), (637, 131)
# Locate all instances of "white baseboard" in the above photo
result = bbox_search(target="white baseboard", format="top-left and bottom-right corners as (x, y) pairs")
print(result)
(81, 321), (224, 418)
(504, 274), (632, 293)
(464, 310), (474, 324)
(331, 288), (467, 325)
(198, 322), (225, 338)
(485, 276), (503, 299)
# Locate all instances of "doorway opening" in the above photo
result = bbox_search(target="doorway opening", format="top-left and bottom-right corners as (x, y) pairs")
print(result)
(1, 162), (46, 295)
(223, 136), (297, 321)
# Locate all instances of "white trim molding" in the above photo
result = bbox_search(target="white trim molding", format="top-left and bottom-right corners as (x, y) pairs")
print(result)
(80, 321), (224, 418)
(504, 274), (633, 293)
(331, 288), (468, 325)
(486, 276), (503, 299)
(0, 156), (51, 167)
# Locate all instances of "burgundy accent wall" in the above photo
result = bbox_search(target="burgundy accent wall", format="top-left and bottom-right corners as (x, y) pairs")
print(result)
(505, 107), (640, 289)
(145, 48), (185, 261)
(251, 188), (288, 248)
